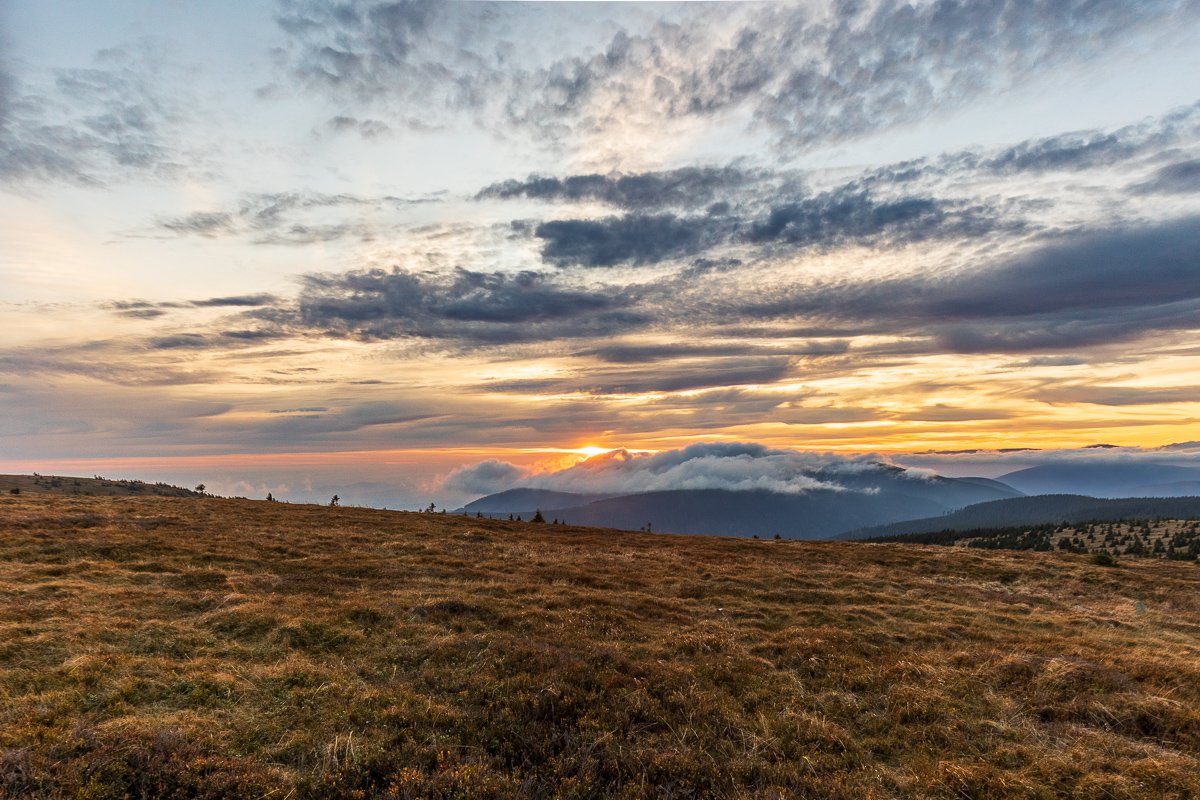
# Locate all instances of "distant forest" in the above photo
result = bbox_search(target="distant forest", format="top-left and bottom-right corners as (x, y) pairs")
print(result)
(867, 517), (1200, 562)
(849, 495), (1200, 540)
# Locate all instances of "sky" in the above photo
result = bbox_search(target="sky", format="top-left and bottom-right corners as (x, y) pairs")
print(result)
(2, 0), (1200, 508)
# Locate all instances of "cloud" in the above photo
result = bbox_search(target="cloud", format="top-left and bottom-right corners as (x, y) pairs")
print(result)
(225, 212), (1200, 357)
(322, 115), (391, 139)
(1034, 385), (1200, 406)
(484, 356), (796, 396)
(983, 131), (1140, 174)
(0, 44), (187, 186)
(502, 442), (917, 496)
(159, 212), (235, 236)
(480, 102), (1200, 212)
(192, 294), (279, 308)
(105, 294), (278, 319)
(747, 189), (1005, 248)
(275, 0), (443, 98)
(148, 334), (209, 350)
(273, 0), (1198, 153)
(578, 341), (843, 364)
(897, 442), (1200, 475)
(730, 216), (1200, 352)
(155, 191), (436, 243)
(532, 185), (1008, 268)
(535, 213), (720, 268)
(0, 346), (223, 386)
(1133, 159), (1200, 194)
(292, 266), (644, 343)
(439, 458), (531, 495)
(1008, 356), (1089, 368)
(478, 166), (762, 210)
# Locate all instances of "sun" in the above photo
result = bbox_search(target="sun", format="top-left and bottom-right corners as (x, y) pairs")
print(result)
(573, 445), (612, 459)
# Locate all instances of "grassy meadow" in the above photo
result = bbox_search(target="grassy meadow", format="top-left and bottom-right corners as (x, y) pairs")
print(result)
(1, 492), (1199, 798)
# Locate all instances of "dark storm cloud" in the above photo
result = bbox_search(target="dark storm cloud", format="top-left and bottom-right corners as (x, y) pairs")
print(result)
(732, 216), (1200, 352)
(746, 189), (1005, 247)
(0, 46), (184, 186)
(848, 105), (1200, 190)
(293, 266), (644, 343)
(478, 166), (762, 210)
(982, 132), (1141, 175)
(535, 214), (721, 268)
(1133, 159), (1200, 194)
(533, 187), (1008, 267)
(274, 0), (1198, 151)
(116, 213), (1199, 363)
(192, 294), (279, 308)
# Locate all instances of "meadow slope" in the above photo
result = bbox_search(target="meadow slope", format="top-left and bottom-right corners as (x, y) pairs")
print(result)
(1, 494), (1199, 798)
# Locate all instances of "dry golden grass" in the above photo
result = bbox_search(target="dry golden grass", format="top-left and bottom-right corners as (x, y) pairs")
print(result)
(2, 493), (1199, 798)
(0, 474), (198, 498)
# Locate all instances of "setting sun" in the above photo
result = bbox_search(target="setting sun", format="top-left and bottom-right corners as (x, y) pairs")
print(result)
(573, 446), (613, 459)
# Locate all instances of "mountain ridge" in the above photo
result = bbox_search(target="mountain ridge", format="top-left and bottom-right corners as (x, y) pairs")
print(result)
(461, 468), (1023, 538)
(844, 494), (1200, 540)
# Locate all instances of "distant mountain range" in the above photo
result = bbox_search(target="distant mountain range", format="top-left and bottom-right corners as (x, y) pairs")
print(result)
(844, 494), (1200, 540)
(460, 466), (1022, 539)
(458, 459), (1200, 539)
(995, 463), (1200, 498)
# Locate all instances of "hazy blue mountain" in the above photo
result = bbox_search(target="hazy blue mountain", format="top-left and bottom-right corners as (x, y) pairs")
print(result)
(461, 467), (1022, 538)
(1126, 481), (1200, 497)
(997, 463), (1200, 497)
(460, 488), (618, 514)
(529, 488), (950, 538)
(844, 494), (1200, 540)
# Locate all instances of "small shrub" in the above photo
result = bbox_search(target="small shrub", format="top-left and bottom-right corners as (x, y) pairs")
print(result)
(1092, 550), (1119, 568)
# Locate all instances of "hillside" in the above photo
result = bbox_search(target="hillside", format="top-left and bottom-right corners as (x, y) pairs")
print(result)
(508, 488), (954, 538)
(868, 518), (1200, 562)
(460, 488), (619, 515)
(463, 468), (1023, 538)
(843, 494), (1200, 540)
(0, 473), (201, 498)
(998, 463), (1200, 497)
(2, 493), (1199, 797)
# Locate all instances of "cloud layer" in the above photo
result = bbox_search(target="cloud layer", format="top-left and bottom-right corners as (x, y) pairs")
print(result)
(441, 443), (924, 498)
(3, 0), (1200, 478)
(272, 0), (1200, 153)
